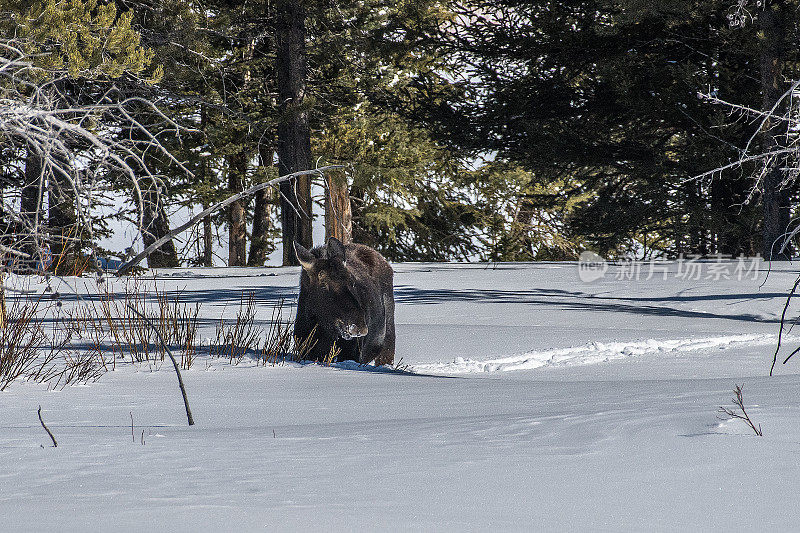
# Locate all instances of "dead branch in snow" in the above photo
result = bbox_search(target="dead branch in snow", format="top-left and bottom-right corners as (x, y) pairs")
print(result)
(718, 384), (763, 436)
(125, 302), (195, 426)
(38, 405), (58, 447)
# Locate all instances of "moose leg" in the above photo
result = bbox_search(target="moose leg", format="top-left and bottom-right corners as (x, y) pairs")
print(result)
(359, 327), (393, 366)
(373, 290), (395, 366)
(373, 318), (395, 366)
(359, 341), (382, 365)
(334, 339), (359, 362)
(358, 312), (387, 364)
(373, 346), (394, 366)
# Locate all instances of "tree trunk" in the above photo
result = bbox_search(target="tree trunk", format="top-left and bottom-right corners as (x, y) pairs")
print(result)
(349, 185), (374, 247)
(276, 0), (313, 265)
(199, 102), (213, 267)
(127, 102), (179, 269)
(706, 15), (742, 258)
(711, 177), (736, 255)
(0, 270), (5, 330)
(141, 178), (179, 268)
(20, 143), (44, 270)
(202, 207), (213, 267)
(683, 180), (709, 256)
(760, 1), (791, 260)
(0, 178), (4, 238)
(248, 147), (274, 266)
(515, 196), (537, 260)
(324, 172), (352, 244)
(48, 157), (78, 275)
(43, 83), (78, 275)
(227, 152), (248, 266)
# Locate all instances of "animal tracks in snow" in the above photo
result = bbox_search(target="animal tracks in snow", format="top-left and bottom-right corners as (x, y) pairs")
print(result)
(410, 334), (777, 374)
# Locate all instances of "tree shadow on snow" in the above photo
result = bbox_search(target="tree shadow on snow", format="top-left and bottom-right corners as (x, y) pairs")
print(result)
(40, 284), (299, 305)
(392, 286), (781, 324)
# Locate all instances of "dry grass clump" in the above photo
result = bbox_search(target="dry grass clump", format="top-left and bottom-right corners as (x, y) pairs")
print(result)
(258, 299), (295, 364)
(0, 295), (51, 390)
(255, 299), (318, 365)
(72, 279), (200, 369)
(0, 292), (107, 390)
(155, 288), (200, 370)
(1, 275), (342, 392)
(210, 291), (263, 364)
(322, 341), (340, 366)
(291, 327), (318, 363)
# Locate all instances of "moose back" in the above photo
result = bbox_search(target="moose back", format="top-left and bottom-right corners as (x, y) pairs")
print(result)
(293, 238), (395, 365)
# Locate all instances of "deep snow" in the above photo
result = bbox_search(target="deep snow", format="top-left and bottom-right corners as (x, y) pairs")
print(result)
(2, 260), (800, 531)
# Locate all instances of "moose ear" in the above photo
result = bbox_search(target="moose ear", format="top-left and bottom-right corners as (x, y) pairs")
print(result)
(293, 241), (315, 271)
(327, 237), (346, 262)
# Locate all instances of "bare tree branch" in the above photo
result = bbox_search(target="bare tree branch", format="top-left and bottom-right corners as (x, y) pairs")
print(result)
(115, 165), (345, 275)
(0, 41), (195, 272)
(0, 244), (30, 258)
(771, 273), (800, 375)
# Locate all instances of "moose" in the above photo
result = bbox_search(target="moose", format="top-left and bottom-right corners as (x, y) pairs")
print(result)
(293, 237), (395, 365)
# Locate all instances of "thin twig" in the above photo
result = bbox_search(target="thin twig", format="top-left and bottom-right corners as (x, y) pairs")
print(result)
(771, 273), (800, 375)
(38, 405), (57, 447)
(125, 303), (195, 426)
(718, 384), (763, 436)
(782, 344), (800, 366)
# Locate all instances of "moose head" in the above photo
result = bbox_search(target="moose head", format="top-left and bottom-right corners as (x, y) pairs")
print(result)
(294, 238), (368, 341)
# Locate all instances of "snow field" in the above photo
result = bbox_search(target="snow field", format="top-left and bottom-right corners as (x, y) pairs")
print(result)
(1, 260), (800, 531)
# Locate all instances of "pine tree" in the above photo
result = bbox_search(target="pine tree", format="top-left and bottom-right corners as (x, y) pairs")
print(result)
(394, 0), (797, 259)
(276, 0), (313, 265)
(309, 0), (481, 260)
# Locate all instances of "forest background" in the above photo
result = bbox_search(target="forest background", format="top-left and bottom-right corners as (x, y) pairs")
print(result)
(1, 0), (798, 271)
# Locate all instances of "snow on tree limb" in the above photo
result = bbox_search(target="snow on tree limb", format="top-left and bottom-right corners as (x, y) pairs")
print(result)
(0, 244), (30, 259)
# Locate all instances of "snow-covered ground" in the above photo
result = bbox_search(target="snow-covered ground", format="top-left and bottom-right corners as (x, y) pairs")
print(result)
(2, 260), (800, 531)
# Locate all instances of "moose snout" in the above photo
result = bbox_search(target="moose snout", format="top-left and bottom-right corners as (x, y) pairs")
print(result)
(334, 319), (368, 340)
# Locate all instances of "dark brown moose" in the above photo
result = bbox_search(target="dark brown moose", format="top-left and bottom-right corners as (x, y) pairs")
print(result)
(293, 237), (395, 365)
